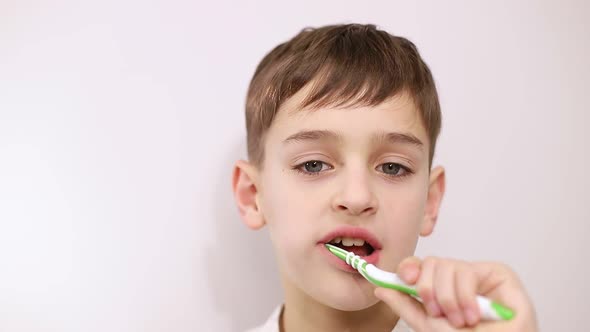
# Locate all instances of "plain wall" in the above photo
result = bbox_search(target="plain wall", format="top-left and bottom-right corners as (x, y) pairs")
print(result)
(1, 0), (588, 330)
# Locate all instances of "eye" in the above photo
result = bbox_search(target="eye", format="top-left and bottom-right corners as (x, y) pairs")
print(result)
(378, 162), (410, 177)
(295, 160), (332, 175)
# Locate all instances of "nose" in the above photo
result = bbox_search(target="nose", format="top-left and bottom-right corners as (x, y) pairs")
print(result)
(331, 168), (378, 217)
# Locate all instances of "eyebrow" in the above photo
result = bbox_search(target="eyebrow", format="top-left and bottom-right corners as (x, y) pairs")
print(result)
(373, 132), (424, 149)
(283, 130), (341, 144)
(283, 129), (424, 149)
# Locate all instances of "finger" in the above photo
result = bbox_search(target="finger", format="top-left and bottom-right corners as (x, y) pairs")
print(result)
(471, 261), (496, 294)
(471, 262), (539, 331)
(397, 256), (421, 285)
(472, 262), (523, 297)
(434, 260), (465, 328)
(455, 264), (480, 326)
(472, 262), (523, 308)
(374, 287), (426, 331)
(416, 257), (441, 317)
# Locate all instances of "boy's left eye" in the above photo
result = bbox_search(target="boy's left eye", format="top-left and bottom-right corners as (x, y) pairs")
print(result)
(378, 162), (409, 176)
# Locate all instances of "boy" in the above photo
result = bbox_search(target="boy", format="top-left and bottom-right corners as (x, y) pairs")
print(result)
(232, 24), (537, 332)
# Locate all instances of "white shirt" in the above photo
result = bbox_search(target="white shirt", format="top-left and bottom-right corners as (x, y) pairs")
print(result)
(246, 306), (412, 332)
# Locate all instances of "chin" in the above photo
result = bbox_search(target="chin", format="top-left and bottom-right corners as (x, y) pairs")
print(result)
(313, 283), (379, 311)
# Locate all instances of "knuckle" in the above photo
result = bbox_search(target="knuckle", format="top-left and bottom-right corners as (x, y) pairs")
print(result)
(437, 293), (458, 311)
(495, 262), (514, 274)
(489, 261), (519, 280)
(457, 292), (474, 308)
(460, 269), (476, 284)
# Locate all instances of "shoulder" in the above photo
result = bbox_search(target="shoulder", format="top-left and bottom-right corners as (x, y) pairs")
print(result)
(243, 305), (282, 332)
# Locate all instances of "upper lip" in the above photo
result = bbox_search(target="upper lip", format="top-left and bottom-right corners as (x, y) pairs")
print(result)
(318, 226), (382, 250)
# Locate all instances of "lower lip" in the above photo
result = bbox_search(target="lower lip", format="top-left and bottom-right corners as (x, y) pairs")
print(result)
(317, 244), (380, 273)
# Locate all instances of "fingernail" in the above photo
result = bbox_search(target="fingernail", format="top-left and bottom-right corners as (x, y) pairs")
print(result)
(426, 301), (441, 316)
(448, 311), (464, 327)
(401, 266), (418, 282)
(464, 308), (478, 326)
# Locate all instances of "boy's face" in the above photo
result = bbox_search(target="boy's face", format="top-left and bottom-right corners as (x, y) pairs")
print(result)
(236, 89), (444, 311)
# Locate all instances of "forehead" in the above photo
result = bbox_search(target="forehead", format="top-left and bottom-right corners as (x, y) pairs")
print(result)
(266, 88), (429, 149)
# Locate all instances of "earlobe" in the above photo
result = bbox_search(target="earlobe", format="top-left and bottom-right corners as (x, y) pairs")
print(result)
(232, 160), (265, 230)
(420, 166), (446, 237)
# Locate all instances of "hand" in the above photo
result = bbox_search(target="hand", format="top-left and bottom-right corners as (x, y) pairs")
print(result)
(374, 257), (538, 332)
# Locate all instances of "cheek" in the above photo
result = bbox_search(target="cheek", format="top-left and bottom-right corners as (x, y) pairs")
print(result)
(261, 189), (317, 283)
(378, 180), (428, 257)
(259, 168), (318, 250)
(380, 176), (427, 216)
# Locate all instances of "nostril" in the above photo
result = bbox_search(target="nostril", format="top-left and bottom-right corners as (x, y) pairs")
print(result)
(335, 204), (375, 215)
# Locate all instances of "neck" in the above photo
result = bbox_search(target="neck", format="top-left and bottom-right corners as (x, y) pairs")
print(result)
(280, 278), (399, 332)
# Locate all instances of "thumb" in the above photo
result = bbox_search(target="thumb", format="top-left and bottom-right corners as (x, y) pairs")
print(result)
(374, 287), (427, 331)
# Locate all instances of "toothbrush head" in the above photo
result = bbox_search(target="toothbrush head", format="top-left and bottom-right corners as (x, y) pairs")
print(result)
(324, 243), (368, 271)
(325, 243), (348, 261)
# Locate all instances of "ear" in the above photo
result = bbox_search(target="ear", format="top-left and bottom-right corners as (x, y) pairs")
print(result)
(420, 166), (445, 237)
(232, 159), (265, 230)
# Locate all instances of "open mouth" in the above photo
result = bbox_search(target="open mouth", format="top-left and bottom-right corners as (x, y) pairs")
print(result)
(319, 227), (382, 272)
(327, 237), (375, 257)
(319, 226), (382, 258)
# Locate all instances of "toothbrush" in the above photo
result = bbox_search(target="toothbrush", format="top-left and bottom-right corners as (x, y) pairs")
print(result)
(325, 243), (514, 321)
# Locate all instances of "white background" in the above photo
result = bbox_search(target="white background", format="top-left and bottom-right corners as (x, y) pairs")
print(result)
(1, 0), (588, 331)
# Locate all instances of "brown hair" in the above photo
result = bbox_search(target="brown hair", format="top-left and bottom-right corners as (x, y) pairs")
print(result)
(245, 23), (441, 167)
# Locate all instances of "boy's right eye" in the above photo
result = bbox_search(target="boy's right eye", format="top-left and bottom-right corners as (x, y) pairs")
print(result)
(294, 160), (333, 175)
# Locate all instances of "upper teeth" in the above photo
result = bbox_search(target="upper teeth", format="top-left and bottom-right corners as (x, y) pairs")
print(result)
(330, 237), (365, 246)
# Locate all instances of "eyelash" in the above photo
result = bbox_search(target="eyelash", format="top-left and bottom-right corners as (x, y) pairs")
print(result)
(292, 160), (414, 178)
